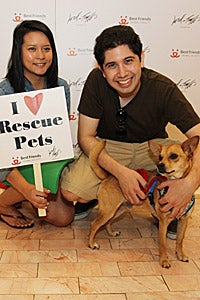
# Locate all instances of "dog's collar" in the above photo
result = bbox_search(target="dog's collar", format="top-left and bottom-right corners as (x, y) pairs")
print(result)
(136, 169), (196, 217)
(146, 175), (167, 209)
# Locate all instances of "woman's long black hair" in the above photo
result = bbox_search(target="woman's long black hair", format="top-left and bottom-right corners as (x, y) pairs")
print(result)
(6, 20), (58, 92)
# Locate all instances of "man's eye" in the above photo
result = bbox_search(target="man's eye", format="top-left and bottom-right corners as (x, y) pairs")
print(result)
(107, 63), (116, 69)
(125, 58), (133, 64)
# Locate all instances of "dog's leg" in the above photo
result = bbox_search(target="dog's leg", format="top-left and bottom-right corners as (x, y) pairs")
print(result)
(105, 205), (129, 237)
(88, 202), (123, 249)
(176, 216), (189, 262)
(89, 212), (113, 249)
(105, 222), (120, 236)
(158, 217), (172, 268)
(88, 177), (124, 249)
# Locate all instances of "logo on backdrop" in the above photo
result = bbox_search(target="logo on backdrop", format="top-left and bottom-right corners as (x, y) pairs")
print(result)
(69, 112), (78, 121)
(171, 13), (200, 27)
(119, 15), (151, 25)
(67, 47), (92, 56)
(13, 13), (23, 22)
(170, 48), (200, 58)
(119, 16), (129, 25)
(12, 12), (47, 23)
(67, 11), (97, 24)
(170, 49), (180, 58)
(67, 48), (77, 56)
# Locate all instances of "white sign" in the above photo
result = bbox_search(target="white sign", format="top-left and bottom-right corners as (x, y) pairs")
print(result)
(0, 86), (74, 168)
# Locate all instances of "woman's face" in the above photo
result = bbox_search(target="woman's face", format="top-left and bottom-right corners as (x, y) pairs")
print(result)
(21, 31), (53, 81)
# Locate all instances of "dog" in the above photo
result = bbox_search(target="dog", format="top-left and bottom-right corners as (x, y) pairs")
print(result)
(88, 136), (199, 268)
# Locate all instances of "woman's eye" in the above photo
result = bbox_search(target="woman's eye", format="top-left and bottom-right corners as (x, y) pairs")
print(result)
(28, 47), (36, 51)
(43, 47), (51, 52)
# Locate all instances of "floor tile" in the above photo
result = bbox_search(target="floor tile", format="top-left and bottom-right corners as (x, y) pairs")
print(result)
(0, 193), (199, 298)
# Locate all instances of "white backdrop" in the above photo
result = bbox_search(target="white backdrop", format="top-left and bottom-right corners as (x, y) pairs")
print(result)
(0, 0), (200, 153)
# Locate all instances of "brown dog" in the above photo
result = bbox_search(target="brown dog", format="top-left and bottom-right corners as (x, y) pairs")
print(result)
(88, 136), (199, 268)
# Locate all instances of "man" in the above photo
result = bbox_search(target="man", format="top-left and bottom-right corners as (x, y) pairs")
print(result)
(61, 25), (200, 239)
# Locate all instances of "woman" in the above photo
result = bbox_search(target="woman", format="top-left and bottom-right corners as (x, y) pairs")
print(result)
(0, 20), (74, 228)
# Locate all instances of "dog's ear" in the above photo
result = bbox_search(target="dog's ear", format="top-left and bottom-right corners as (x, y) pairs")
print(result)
(181, 135), (199, 156)
(148, 140), (162, 159)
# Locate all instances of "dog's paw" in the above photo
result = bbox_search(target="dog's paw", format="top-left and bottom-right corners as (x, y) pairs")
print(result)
(112, 231), (121, 237)
(160, 259), (171, 268)
(105, 225), (121, 237)
(88, 242), (100, 250)
(176, 251), (189, 262)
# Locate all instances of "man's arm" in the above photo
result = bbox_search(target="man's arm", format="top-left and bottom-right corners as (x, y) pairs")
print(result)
(159, 123), (200, 218)
(78, 113), (147, 205)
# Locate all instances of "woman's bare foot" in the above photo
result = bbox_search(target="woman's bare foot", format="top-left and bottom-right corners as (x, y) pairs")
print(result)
(0, 205), (34, 228)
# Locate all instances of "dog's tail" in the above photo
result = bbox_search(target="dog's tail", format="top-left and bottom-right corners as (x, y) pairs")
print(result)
(89, 141), (108, 180)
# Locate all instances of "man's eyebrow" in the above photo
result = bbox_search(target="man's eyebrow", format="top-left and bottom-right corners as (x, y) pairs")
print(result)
(104, 55), (135, 67)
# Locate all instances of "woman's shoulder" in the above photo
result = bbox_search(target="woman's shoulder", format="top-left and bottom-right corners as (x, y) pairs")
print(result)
(0, 79), (14, 95)
(57, 77), (69, 88)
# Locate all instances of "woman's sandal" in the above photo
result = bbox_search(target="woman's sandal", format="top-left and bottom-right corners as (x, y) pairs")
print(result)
(0, 211), (34, 228)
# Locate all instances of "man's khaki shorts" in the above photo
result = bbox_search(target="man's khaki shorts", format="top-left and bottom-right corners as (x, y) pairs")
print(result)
(61, 138), (179, 200)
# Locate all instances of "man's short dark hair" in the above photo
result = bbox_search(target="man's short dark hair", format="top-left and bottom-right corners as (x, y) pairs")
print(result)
(94, 25), (143, 69)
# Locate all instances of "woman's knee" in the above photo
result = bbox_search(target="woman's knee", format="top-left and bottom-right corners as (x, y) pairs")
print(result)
(45, 201), (75, 227)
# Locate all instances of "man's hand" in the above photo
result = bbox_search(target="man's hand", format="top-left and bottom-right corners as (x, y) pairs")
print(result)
(117, 167), (147, 205)
(158, 177), (194, 219)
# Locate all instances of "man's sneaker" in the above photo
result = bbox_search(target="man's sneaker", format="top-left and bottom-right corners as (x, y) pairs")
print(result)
(74, 199), (98, 220)
(166, 218), (177, 240)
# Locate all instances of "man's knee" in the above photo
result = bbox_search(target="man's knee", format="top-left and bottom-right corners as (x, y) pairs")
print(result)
(61, 188), (80, 202)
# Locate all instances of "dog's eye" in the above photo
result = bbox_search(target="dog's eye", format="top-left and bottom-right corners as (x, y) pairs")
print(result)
(170, 153), (178, 160)
(159, 155), (163, 161)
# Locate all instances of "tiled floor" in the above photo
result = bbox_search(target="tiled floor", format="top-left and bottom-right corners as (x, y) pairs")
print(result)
(0, 195), (200, 299)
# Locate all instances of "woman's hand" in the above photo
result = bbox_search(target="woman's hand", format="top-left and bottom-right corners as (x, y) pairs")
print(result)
(22, 183), (50, 209)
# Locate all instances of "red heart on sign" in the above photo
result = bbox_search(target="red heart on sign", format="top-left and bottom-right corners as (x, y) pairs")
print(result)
(24, 93), (43, 115)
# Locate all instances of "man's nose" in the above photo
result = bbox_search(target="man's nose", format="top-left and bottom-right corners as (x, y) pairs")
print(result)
(117, 64), (127, 77)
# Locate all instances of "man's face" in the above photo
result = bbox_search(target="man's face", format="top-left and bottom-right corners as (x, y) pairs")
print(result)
(102, 44), (144, 98)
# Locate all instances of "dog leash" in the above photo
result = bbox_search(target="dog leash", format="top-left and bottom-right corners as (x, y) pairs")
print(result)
(136, 168), (166, 193)
(136, 168), (168, 209)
